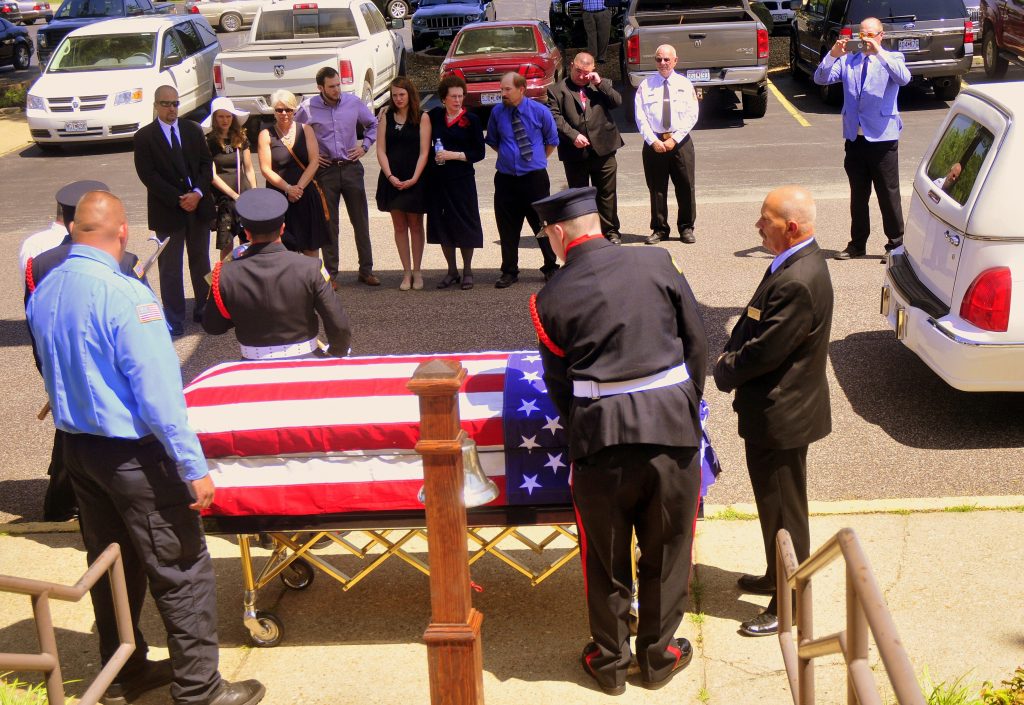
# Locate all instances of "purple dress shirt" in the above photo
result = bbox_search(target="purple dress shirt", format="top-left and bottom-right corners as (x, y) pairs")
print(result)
(294, 93), (378, 162)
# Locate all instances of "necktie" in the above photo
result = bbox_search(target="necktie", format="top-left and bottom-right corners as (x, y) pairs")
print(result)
(169, 125), (191, 188)
(662, 79), (672, 131)
(579, 89), (587, 111)
(859, 56), (870, 91)
(511, 107), (533, 162)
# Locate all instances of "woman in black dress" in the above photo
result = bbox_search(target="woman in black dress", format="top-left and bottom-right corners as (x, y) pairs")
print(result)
(257, 89), (329, 257)
(427, 75), (486, 290)
(203, 97), (257, 260)
(375, 77), (430, 290)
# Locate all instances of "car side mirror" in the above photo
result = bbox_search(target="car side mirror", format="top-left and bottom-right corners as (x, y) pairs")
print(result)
(162, 52), (182, 68)
(388, 17), (404, 29)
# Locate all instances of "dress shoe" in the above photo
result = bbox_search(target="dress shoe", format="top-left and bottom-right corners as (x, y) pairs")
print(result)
(580, 642), (625, 696)
(168, 323), (184, 337)
(834, 246), (866, 260)
(358, 271), (381, 286)
(606, 232), (622, 245)
(436, 272), (461, 289)
(461, 273), (475, 290)
(542, 266), (560, 282)
(644, 232), (667, 245)
(736, 573), (775, 595)
(202, 679), (266, 705)
(192, 308), (204, 323)
(640, 637), (693, 690)
(680, 228), (696, 244)
(739, 610), (781, 637)
(102, 658), (173, 705)
(495, 273), (518, 289)
(399, 273), (412, 291)
(411, 271), (424, 290)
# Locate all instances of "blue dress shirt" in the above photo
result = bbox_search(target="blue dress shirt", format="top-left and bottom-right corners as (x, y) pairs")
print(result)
(26, 245), (209, 480)
(813, 50), (911, 142)
(485, 98), (559, 176)
(771, 236), (815, 274)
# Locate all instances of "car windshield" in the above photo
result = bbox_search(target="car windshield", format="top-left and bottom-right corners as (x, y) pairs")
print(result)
(47, 32), (156, 71)
(454, 26), (537, 55)
(255, 7), (357, 39)
(419, 0), (474, 7)
(54, 0), (124, 19)
(847, 0), (966, 23)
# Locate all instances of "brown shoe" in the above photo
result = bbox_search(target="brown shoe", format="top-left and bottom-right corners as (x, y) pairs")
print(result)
(358, 272), (381, 286)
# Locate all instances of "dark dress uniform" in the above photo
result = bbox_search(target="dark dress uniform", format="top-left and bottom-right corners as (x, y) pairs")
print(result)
(202, 189), (352, 359)
(530, 188), (708, 693)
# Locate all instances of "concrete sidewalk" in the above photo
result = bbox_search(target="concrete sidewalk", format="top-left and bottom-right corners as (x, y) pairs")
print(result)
(2, 504), (1022, 705)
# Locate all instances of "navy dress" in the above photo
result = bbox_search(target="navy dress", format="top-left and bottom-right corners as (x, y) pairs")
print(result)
(426, 107), (486, 249)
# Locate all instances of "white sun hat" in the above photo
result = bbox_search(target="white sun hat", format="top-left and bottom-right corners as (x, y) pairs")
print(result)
(201, 97), (250, 132)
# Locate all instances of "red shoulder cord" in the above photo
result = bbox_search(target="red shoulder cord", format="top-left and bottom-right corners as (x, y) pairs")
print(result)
(564, 233), (605, 255)
(529, 293), (565, 358)
(210, 260), (231, 320)
(25, 257), (36, 294)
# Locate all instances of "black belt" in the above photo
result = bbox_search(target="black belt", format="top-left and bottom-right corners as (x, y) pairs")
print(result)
(329, 159), (357, 166)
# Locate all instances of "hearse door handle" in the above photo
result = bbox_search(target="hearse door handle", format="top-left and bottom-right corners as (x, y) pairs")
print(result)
(945, 230), (961, 247)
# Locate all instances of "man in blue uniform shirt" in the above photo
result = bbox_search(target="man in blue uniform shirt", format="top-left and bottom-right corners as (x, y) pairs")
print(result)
(26, 191), (265, 705)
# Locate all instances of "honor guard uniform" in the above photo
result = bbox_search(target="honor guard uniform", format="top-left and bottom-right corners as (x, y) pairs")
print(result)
(529, 187), (708, 695)
(203, 189), (352, 359)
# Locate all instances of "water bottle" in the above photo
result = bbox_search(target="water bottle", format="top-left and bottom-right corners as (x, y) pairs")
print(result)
(434, 138), (445, 165)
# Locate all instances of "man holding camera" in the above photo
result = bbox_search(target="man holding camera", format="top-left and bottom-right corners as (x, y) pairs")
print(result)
(813, 17), (910, 261)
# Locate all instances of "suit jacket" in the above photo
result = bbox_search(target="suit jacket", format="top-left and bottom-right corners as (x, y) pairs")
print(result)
(535, 239), (708, 460)
(133, 117), (215, 232)
(813, 50), (911, 142)
(547, 76), (624, 161)
(713, 241), (834, 449)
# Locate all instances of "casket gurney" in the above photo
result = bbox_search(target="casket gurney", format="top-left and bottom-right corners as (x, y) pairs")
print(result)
(184, 351), (719, 647)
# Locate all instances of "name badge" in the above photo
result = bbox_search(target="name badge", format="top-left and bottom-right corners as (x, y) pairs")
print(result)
(747, 306), (762, 321)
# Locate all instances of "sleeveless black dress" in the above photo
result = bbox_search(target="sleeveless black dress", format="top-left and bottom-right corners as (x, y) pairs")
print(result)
(266, 126), (330, 252)
(375, 109), (427, 214)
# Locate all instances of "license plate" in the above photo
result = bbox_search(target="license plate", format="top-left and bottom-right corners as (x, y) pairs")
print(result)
(898, 37), (919, 52)
(481, 92), (501, 105)
(439, 28), (452, 36)
(64, 120), (87, 132)
(771, 12), (787, 21)
(686, 69), (710, 81)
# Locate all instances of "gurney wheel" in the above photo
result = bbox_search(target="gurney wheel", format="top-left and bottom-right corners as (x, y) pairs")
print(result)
(249, 611), (283, 648)
(281, 558), (314, 590)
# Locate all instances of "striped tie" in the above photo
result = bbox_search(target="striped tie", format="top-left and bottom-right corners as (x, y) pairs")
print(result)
(511, 107), (533, 162)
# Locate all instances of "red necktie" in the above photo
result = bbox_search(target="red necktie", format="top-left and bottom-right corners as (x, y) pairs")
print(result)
(580, 89), (586, 110)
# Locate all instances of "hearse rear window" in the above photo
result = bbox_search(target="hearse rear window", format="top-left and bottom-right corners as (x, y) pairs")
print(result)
(925, 113), (994, 207)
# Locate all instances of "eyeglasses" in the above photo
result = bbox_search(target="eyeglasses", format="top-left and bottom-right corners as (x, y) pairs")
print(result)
(654, 57), (673, 63)
(156, 100), (180, 108)
(274, 107), (295, 114)
(859, 31), (882, 38)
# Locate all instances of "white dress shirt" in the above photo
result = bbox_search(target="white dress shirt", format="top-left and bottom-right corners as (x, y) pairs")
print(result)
(771, 237), (815, 274)
(634, 72), (700, 146)
(18, 222), (68, 278)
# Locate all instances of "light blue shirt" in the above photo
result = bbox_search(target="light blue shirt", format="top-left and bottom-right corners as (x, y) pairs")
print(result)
(813, 50), (911, 142)
(771, 236), (815, 274)
(485, 97), (559, 176)
(26, 244), (209, 480)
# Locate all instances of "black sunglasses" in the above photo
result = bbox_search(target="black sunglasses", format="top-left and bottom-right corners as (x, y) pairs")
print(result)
(274, 107), (295, 114)
(156, 100), (180, 108)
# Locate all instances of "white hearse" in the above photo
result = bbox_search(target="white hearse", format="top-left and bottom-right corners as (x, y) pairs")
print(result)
(26, 14), (220, 147)
(881, 82), (1024, 392)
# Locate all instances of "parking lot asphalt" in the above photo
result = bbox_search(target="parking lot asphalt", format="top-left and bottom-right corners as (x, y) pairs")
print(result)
(1, 3), (1023, 524)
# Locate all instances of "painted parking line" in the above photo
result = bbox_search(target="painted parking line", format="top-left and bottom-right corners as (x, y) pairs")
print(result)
(766, 78), (812, 128)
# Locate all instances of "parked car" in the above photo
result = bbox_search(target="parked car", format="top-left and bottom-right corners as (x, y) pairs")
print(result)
(36, 0), (175, 66)
(0, 0), (23, 23)
(378, 0), (416, 20)
(880, 82), (1024, 391)
(547, 0), (624, 49)
(440, 20), (563, 109)
(26, 15), (220, 147)
(790, 0), (973, 103)
(185, 0), (261, 32)
(979, 0), (1024, 78)
(411, 0), (494, 52)
(756, 0), (793, 34)
(214, 0), (405, 118)
(0, 17), (32, 67)
(16, 0), (51, 23)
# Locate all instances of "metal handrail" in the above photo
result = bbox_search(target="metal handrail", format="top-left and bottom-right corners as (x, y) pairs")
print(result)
(775, 528), (925, 705)
(0, 543), (135, 705)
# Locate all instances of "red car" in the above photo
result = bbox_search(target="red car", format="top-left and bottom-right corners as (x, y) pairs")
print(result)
(440, 20), (564, 109)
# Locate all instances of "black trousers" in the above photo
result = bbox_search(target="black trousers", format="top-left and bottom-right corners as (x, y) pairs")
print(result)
(43, 429), (77, 521)
(63, 433), (221, 705)
(582, 8), (611, 62)
(564, 152), (620, 236)
(319, 160), (373, 278)
(157, 213), (210, 328)
(744, 441), (810, 614)
(642, 137), (696, 237)
(572, 443), (701, 689)
(844, 136), (904, 252)
(493, 169), (558, 276)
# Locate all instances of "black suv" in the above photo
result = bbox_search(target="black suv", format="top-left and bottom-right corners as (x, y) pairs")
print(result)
(548, 0), (626, 49)
(789, 0), (974, 103)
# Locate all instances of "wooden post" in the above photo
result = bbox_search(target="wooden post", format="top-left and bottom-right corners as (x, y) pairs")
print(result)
(408, 359), (484, 705)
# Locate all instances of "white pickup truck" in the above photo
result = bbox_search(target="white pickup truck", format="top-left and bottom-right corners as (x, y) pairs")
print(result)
(213, 0), (406, 118)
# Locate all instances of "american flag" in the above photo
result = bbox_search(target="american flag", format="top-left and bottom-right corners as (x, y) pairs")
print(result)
(183, 351), (719, 518)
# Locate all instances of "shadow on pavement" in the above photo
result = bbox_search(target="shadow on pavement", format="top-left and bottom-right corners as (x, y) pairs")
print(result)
(770, 73), (952, 116)
(0, 479), (49, 523)
(693, 563), (762, 624)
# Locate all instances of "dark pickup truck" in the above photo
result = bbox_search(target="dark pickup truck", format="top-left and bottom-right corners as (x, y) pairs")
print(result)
(980, 0), (1024, 78)
(36, 0), (174, 65)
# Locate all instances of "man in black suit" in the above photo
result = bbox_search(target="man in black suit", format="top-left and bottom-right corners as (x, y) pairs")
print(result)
(531, 187), (707, 695)
(134, 85), (215, 336)
(713, 185), (834, 637)
(548, 52), (624, 244)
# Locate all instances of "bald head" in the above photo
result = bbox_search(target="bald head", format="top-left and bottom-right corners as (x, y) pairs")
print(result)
(757, 185), (816, 255)
(770, 185), (816, 234)
(71, 191), (129, 259)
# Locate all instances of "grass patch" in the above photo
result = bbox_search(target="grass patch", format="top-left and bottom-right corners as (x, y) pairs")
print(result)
(1000, 505), (1024, 513)
(688, 612), (705, 627)
(708, 506), (758, 521)
(0, 86), (27, 111)
(0, 673), (76, 705)
(944, 504), (980, 513)
(697, 686), (711, 703)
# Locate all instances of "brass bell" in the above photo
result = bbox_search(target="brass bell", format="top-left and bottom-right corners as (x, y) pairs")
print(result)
(417, 437), (500, 508)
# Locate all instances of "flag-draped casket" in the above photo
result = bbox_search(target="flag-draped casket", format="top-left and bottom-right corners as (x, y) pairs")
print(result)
(184, 351), (719, 518)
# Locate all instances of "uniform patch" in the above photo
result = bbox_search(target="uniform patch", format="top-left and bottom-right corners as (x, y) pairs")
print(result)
(321, 265), (331, 282)
(747, 306), (762, 321)
(136, 302), (164, 324)
(132, 261), (145, 279)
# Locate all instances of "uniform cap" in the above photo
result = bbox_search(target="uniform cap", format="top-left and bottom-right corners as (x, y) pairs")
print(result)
(531, 186), (599, 227)
(56, 180), (109, 223)
(236, 188), (288, 233)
